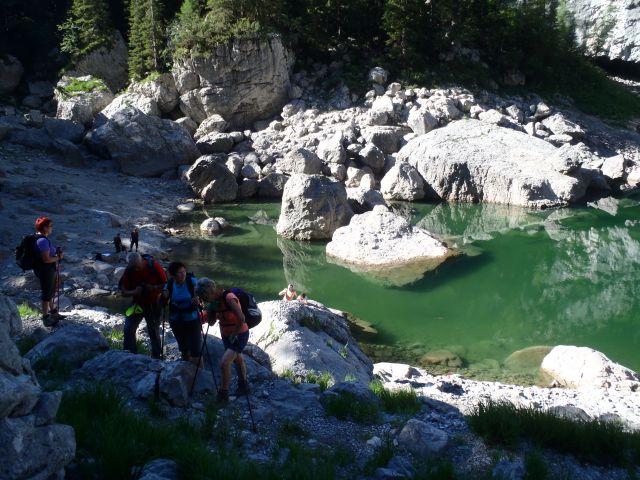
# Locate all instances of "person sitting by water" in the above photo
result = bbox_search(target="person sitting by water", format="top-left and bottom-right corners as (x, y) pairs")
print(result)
(196, 277), (250, 403)
(114, 233), (127, 253)
(297, 292), (308, 304)
(278, 283), (296, 301)
(163, 261), (201, 366)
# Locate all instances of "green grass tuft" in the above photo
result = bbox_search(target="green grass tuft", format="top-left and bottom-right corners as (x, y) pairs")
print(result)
(58, 78), (109, 98)
(468, 401), (640, 467)
(18, 302), (39, 318)
(370, 379), (421, 415)
(322, 392), (382, 424)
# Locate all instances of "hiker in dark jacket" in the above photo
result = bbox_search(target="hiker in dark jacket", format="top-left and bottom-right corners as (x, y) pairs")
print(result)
(33, 216), (64, 327)
(163, 261), (202, 366)
(196, 277), (249, 403)
(120, 253), (167, 358)
(114, 233), (126, 253)
(130, 228), (139, 252)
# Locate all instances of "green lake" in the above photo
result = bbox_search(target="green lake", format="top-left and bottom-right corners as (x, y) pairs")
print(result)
(170, 197), (640, 383)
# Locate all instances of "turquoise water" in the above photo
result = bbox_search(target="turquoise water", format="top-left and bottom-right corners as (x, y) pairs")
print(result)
(170, 197), (640, 380)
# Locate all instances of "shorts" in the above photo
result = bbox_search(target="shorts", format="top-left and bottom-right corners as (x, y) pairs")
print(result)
(222, 330), (249, 353)
(34, 263), (57, 301)
(169, 319), (203, 356)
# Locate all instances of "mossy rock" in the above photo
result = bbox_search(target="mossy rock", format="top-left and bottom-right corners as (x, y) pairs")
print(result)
(420, 349), (463, 368)
(504, 345), (553, 371)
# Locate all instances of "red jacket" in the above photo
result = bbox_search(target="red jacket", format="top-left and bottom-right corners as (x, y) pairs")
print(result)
(120, 260), (167, 305)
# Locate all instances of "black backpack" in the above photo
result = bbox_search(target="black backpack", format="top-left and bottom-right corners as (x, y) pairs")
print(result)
(15, 234), (43, 271)
(222, 288), (262, 329)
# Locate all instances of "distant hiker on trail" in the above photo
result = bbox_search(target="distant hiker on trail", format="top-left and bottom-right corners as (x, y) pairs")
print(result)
(33, 216), (65, 327)
(114, 233), (126, 253)
(119, 253), (167, 358)
(196, 278), (249, 403)
(130, 228), (139, 252)
(279, 283), (296, 301)
(163, 261), (202, 366)
(297, 292), (308, 304)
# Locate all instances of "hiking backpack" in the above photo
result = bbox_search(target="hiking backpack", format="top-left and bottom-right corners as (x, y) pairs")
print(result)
(117, 254), (161, 290)
(222, 288), (262, 329)
(166, 273), (196, 310)
(15, 234), (42, 271)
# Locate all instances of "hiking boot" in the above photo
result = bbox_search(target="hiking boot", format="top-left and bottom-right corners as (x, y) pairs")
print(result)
(216, 389), (229, 404)
(234, 379), (250, 396)
(49, 310), (65, 321)
(42, 315), (59, 328)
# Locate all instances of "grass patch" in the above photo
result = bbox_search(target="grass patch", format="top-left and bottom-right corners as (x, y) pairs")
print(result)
(141, 71), (162, 83)
(322, 392), (382, 424)
(58, 77), (109, 98)
(18, 302), (39, 318)
(468, 401), (640, 467)
(370, 380), (421, 415)
(364, 436), (395, 475)
(280, 370), (335, 392)
(105, 329), (149, 355)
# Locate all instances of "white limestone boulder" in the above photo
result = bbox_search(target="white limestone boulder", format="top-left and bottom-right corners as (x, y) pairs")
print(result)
(326, 205), (452, 286)
(541, 345), (640, 390)
(397, 119), (589, 208)
(276, 174), (353, 240)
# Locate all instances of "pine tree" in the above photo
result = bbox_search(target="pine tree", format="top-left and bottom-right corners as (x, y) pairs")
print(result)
(59, 0), (113, 61)
(128, 0), (166, 80)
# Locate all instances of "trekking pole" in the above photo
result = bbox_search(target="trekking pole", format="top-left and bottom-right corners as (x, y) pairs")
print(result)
(190, 321), (218, 396)
(243, 366), (257, 433)
(55, 258), (61, 313)
(160, 305), (166, 361)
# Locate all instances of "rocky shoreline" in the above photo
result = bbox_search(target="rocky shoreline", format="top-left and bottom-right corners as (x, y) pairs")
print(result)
(1, 138), (639, 478)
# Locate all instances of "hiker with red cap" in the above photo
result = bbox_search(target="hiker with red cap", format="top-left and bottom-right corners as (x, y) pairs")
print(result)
(33, 216), (65, 327)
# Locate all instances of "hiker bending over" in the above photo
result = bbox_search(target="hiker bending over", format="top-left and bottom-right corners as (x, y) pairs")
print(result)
(130, 228), (139, 252)
(196, 278), (249, 403)
(119, 253), (167, 358)
(278, 283), (296, 301)
(163, 261), (201, 366)
(33, 216), (65, 327)
(114, 233), (126, 253)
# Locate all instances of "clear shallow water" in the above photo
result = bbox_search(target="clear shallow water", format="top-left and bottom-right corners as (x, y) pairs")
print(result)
(170, 197), (640, 381)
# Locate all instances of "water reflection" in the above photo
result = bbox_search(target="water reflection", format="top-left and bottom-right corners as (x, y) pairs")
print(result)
(276, 237), (322, 294)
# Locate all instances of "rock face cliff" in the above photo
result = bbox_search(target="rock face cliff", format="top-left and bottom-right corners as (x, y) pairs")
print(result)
(566, 0), (640, 64)
(173, 36), (294, 129)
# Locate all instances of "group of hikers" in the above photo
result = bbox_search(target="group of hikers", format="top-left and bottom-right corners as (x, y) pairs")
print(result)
(24, 216), (310, 404)
(114, 228), (139, 253)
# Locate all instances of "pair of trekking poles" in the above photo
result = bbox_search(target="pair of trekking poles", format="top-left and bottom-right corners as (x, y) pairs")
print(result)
(159, 304), (256, 432)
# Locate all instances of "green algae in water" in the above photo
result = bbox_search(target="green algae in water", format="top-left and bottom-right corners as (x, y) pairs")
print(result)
(169, 198), (640, 382)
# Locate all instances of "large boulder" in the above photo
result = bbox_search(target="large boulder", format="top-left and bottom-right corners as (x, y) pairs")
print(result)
(85, 107), (200, 177)
(397, 119), (589, 208)
(380, 162), (425, 201)
(0, 294), (76, 479)
(184, 155), (238, 203)
(129, 73), (180, 114)
(55, 75), (114, 126)
(65, 31), (128, 92)
(362, 126), (408, 154)
(252, 301), (373, 383)
(25, 324), (109, 367)
(567, 0), (640, 64)
(43, 118), (85, 144)
(276, 174), (353, 240)
(99, 92), (160, 119)
(541, 345), (640, 391)
(326, 205), (452, 286)
(275, 148), (323, 175)
(0, 54), (24, 94)
(173, 37), (294, 129)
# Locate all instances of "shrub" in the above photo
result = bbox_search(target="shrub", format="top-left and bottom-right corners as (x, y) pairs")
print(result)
(370, 379), (421, 415)
(57, 77), (109, 98)
(468, 401), (640, 467)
